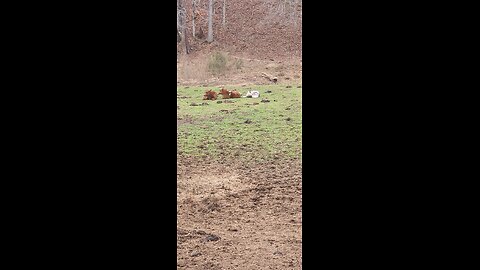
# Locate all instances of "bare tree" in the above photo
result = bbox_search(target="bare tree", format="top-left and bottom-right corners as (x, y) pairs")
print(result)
(192, 0), (198, 38)
(262, 0), (302, 28)
(177, 0), (181, 41)
(222, 0), (226, 27)
(177, 0), (190, 53)
(292, 0), (297, 27)
(207, 0), (213, 43)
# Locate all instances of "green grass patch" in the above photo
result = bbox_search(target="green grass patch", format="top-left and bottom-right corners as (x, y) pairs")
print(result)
(177, 85), (302, 163)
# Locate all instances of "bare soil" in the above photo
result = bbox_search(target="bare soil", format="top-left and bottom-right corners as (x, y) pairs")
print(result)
(177, 53), (302, 87)
(177, 158), (302, 269)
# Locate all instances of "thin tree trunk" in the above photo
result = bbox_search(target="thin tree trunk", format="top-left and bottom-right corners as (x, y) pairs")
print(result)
(222, 0), (226, 27)
(178, 0), (190, 54)
(183, 26), (190, 54)
(192, 0), (196, 38)
(293, 0), (297, 27)
(177, 0), (181, 34)
(207, 0), (213, 43)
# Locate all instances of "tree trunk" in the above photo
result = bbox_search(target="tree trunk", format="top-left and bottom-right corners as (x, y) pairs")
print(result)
(183, 26), (190, 54)
(178, 0), (190, 54)
(207, 0), (213, 43)
(222, 0), (226, 27)
(292, 0), (297, 27)
(192, 0), (196, 38)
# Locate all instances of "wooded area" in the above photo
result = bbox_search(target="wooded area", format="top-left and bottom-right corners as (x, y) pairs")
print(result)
(177, 0), (302, 55)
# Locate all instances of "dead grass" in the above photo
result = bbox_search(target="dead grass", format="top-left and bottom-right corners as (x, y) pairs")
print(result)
(208, 51), (228, 75)
(177, 54), (209, 82)
(177, 53), (302, 87)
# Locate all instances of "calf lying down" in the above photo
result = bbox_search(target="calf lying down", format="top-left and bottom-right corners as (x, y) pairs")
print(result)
(203, 90), (218, 100)
(219, 88), (241, 99)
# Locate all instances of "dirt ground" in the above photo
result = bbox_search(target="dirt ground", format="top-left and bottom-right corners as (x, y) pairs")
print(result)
(177, 157), (302, 269)
(177, 52), (302, 87)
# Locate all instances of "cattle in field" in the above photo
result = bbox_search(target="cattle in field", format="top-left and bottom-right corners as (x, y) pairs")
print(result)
(203, 90), (218, 100)
(230, 90), (241, 98)
(219, 88), (241, 99)
(218, 88), (230, 99)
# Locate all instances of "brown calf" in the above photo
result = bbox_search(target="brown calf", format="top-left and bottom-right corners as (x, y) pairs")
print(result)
(219, 88), (241, 99)
(203, 90), (218, 100)
(218, 88), (230, 99)
(230, 90), (241, 98)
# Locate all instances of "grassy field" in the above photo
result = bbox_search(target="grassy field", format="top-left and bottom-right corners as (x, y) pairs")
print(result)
(177, 85), (302, 163)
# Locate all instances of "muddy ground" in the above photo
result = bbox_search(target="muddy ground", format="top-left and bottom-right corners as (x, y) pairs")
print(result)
(177, 156), (302, 269)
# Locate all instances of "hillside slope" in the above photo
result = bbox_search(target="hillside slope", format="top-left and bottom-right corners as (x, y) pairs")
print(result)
(178, 0), (302, 60)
